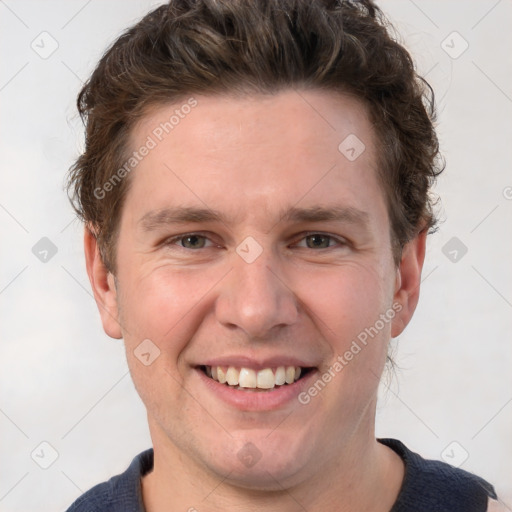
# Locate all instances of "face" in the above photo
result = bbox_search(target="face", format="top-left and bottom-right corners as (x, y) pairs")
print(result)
(87, 89), (423, 490)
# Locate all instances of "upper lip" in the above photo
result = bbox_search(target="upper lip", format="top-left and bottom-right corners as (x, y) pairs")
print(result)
(197, 355), (318, 370)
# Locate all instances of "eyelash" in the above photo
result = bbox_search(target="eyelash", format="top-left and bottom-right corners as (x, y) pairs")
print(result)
(164, 232), (348, 251)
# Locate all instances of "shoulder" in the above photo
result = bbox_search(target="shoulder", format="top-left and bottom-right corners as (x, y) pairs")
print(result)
(65, 449), (154, 512)
(379, 438), (497, 512)
(65, 480), (113, 512)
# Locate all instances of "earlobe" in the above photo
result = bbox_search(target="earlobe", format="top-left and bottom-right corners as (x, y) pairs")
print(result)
(391, 229), (427, 338)
(84, 225), (123, 339)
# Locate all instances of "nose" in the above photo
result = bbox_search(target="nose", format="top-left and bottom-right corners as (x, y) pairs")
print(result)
(215, 248), (299, 339)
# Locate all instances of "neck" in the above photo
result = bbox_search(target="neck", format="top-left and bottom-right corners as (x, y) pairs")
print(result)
(141, 421), (404, 512)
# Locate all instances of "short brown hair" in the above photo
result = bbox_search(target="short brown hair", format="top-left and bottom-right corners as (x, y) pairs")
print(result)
(67, 0), (443, 272)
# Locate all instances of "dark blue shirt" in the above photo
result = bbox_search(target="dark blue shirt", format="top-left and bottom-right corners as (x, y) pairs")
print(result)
(65, 438), (497, 511)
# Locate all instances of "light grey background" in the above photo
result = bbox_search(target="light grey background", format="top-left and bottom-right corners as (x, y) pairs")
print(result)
(0, 1), (511, 510)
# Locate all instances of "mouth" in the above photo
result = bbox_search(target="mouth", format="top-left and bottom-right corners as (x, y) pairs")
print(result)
(198, 365), (315, 392)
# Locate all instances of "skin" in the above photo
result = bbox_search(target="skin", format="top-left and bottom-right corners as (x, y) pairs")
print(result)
(85, 89), (427, 511)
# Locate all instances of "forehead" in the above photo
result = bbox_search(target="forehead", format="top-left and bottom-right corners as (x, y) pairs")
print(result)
(123, 89), (386, 228)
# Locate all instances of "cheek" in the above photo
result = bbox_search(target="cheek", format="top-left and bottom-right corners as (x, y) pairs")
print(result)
(296, 262), (393, 349)
(295, 262), (394, 409)
(298, 267), (394, 414)
(117, 268), (211, 422)
(116, 264), (223, 356)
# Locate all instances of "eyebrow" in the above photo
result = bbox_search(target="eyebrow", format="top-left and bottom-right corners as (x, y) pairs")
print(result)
(280, 206), (369, 226)
(138, 205), (370, 232)
(139, 207), (223, 231)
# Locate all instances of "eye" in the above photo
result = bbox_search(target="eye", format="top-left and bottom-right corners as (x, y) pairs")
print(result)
(295, 233), (344, 249)
(168, 233), (213, 249)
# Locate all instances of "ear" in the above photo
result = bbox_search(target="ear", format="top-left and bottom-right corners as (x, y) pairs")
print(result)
(391, 229), (427, 338)
(84, 225), (123, 339)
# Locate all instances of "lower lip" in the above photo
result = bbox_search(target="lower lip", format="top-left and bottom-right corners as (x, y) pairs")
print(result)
(194, 367), (318, 411)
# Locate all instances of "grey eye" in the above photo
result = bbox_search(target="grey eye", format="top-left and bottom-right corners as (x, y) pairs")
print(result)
(305, 234), (332, 249)
(180, 235), (207, 249)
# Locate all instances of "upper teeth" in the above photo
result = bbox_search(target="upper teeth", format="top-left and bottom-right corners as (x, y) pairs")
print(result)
(205, 365), (302, 389)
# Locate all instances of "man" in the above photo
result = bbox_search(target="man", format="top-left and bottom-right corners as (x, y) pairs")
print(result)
(65, 0), (501, 510)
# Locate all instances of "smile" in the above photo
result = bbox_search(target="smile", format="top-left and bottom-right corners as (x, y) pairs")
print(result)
(199, 365), (313, 391)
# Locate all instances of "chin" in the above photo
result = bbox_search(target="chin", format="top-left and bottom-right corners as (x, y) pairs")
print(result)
(202, 430), (314, 490)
